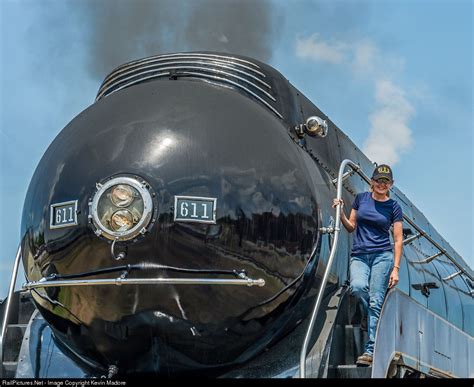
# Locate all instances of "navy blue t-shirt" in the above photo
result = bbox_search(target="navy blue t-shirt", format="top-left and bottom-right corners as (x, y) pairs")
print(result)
(351, 191), (403, 255)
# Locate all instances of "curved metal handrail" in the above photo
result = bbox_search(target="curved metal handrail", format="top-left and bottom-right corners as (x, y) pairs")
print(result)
(299, 159), (359, 378)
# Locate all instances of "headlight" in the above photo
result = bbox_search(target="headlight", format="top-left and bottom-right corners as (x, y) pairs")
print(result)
(111, 184), (134, 207)
(89, 176), (154, 241)
(110, 209), (134, 231)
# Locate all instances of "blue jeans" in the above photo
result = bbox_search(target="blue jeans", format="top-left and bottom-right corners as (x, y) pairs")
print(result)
(349, 250), (393, 355)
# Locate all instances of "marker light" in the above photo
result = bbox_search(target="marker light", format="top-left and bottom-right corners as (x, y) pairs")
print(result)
(305, 116), (328, 138)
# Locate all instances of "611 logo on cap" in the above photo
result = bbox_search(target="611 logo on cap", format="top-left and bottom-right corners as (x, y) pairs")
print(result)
(378, 166), (391, 174)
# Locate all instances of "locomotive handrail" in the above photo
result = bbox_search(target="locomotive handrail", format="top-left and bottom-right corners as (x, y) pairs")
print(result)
(299, 158), (359, 378)
(402, 215), (473, 283)
(0, 245), (22, 371)
(22, 275), (265, 290)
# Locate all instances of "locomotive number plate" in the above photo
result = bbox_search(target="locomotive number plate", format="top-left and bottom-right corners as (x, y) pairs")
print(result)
(174, 196), (216, 224)
(50, 200), (78, 229)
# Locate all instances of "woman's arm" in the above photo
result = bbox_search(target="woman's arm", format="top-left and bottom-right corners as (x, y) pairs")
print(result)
(389, 221), (403, 288)
(332, 199), (357, 233)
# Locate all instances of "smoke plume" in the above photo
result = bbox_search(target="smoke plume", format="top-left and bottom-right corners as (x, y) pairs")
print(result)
(76, 0), (281, 81)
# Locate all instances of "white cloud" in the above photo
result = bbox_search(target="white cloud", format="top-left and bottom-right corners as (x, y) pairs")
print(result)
(352, 39), (377, 75)
(295, 34), (415, 166)
(296, 34), (348, 64)
(363, 79), (414, 166)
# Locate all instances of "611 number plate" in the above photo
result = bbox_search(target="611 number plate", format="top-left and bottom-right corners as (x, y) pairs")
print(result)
(174, 196), (216, 224)
(50, 200), (78, 229)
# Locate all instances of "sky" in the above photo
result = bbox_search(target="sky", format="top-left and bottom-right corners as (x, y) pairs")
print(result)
(0, 0), (472, 299)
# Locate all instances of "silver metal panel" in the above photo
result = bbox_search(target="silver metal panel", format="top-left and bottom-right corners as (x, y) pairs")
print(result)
(372, 288), (473, 378)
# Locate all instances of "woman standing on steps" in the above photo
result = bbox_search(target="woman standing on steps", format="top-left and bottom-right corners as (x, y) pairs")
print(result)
(332, 164), (404, 367)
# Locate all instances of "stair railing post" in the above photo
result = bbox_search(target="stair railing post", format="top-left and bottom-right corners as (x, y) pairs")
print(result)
(299, 159), (359, 378)
(0, 245), (22, 372)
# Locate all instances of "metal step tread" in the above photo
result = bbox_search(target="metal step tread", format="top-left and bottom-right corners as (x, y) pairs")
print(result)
(336, 364), (372, 378)
(337, 364), (372, 368)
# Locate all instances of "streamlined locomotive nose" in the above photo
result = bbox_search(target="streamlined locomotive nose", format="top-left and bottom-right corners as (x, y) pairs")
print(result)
(21, 78), (322, 373)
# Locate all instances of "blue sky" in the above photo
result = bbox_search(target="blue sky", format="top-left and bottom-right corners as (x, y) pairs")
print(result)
(0, 0), (472, 298)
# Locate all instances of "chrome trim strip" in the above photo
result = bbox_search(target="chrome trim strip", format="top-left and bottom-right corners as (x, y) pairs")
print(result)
(22, 276), (266, 289)
(99, 58), (270, 93)
(98, 65), (275, 102)
(110, 53), (261, 78)
(99, 72), (170, 99)
(102, 54), (264, 90)
(159, 52), (261, 68)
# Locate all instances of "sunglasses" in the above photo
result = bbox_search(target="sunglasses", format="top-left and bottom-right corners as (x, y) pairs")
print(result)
(374, 178), (391, 185)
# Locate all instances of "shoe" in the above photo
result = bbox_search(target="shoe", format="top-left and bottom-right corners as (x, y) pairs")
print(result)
(356, 353), (373, 367)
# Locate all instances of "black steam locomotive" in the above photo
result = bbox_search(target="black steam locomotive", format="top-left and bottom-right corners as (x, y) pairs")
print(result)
(1, 52), (473, 378)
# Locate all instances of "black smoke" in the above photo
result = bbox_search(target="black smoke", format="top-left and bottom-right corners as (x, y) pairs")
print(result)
(76, 0), (282, 81)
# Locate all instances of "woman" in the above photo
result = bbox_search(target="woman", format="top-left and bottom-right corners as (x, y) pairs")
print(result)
(332, 164), (403, 366)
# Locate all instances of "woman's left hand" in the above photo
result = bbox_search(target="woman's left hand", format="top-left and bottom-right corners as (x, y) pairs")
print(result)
(388, 269), (399, 288)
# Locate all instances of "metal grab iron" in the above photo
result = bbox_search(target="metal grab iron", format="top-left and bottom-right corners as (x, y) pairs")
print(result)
(22, 275), (266, 290)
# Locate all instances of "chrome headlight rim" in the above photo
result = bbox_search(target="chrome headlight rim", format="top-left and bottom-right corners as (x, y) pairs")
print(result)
(89, 176), (154, 241)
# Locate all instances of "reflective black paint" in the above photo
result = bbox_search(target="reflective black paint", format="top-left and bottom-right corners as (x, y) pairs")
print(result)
(21, 72), (328, 373)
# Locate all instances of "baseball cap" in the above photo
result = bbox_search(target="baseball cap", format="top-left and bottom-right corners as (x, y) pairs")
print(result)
(372, 164), (393, 182)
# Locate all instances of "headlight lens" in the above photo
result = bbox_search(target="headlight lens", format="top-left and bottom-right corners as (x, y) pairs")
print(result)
(110, 209), (134, 231)
(111, 184), (134, 207)
(89, 176), (154, 241)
